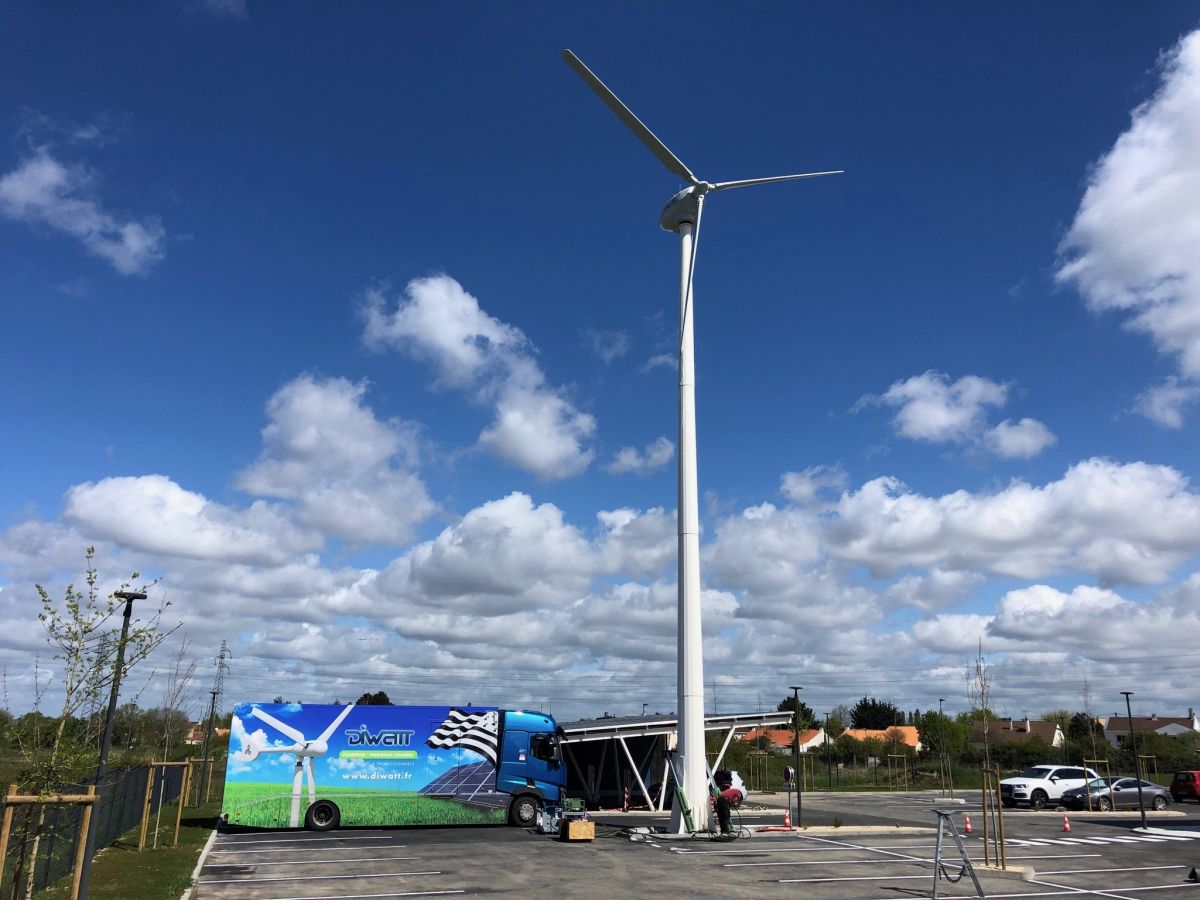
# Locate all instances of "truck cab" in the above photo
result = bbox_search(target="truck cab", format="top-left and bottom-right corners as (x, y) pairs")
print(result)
(498, 710), (564, 826)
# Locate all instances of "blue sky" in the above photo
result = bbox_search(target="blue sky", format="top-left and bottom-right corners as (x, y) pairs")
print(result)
(4, 3), (1200, 724)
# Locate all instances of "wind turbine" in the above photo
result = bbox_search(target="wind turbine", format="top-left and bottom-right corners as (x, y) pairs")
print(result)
(562, 49), (841, 833)
(240, 703), (356, 827)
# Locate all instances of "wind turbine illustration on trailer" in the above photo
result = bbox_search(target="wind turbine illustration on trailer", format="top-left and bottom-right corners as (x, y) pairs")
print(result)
(561, 50), (841, 833)
(239, 703), (356, 828)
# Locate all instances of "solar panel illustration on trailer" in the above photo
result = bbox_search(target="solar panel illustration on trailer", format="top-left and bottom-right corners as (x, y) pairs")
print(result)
(420, 760), (503, 805)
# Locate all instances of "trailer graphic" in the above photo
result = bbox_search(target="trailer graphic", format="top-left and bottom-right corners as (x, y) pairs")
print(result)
(223, 703), (564, 830)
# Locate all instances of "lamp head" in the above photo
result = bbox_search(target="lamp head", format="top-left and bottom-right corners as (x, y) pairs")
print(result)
(114, 590), (148, 601)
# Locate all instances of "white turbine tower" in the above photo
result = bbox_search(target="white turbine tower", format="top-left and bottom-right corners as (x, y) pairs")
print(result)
(240, 704), (356, 827)
(562, 50), (841, 832)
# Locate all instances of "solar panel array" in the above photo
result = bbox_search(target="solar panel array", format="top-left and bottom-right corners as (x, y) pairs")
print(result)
(420, 760), (505, 806)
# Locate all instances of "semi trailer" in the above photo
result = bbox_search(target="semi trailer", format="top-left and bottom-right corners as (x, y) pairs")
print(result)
(222, 702), (565, 830)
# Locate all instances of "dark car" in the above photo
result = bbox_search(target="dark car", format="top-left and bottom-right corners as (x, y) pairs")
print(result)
(1062, 776), (1170, 811)
(1171, 771), (1200, 803)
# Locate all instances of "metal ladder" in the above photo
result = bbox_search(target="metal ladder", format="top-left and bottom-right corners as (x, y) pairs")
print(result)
(932, 809), (985, 898)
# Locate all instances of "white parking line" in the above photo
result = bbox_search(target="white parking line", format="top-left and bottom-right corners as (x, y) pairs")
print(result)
(268, 893), (466, 899)
(206, 856), (420, 867)
(1038, 866), (1187, 876)
(779, 873), (933, 883)
(198, 870), (441, 885)
(210, 845), (408, 854)
(216, 834), (399, 845)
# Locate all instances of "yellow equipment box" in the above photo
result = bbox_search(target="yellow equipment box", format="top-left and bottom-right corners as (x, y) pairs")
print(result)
(560, 819), (595, 842)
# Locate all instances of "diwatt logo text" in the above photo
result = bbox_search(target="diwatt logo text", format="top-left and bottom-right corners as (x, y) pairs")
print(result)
(345, 725), (417, 746)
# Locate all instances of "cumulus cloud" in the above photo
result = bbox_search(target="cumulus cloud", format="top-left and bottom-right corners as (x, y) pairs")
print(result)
(780, 465), (847, 505)
(236, 374), (436, 545)
(1057, 30), (1200, 415)
(984, 418), (1058, 459)
(826, 458), (1200, 584)
(857, 371), (1055, 459)
(62, 475), (320, 565)
(883, 569), (986, 612)
(606, 436), (674, 475)
(362, 276), (595, 479)
(1133, 376), (1200, 428)
(0, 148), (164, 275)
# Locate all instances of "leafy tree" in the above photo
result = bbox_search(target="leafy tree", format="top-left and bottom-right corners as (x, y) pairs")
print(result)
(776, 696), (815, 732)
(850, 696), (903, 729)
(826, 706), (850, 739)
(356, 691), (391, 706)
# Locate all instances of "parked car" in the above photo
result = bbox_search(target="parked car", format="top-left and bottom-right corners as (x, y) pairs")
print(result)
(1062, 776), (1171, 811)
(1000, 765), (1098, 810)
(1171, 771), (1200, 804)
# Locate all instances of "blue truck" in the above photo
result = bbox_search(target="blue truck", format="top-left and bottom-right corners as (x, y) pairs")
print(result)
(223, 702), (565, 830)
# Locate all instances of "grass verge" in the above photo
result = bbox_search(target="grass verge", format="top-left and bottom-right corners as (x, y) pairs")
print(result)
(35, 799), (220, 900)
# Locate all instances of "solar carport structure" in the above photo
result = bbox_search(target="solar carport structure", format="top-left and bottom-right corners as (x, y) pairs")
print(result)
(557, 711), (791, 810)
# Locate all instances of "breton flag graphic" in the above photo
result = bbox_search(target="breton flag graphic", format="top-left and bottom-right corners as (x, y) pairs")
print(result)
(427, 709), (500, 767)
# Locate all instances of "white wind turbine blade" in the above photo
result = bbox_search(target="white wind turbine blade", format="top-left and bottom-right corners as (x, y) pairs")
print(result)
(710, 170), (843, 192)
(680, 194), (704, 352)
(562, 49), (697, 185)
(250, 706), (307, 745)
(315, 704), (356, 746)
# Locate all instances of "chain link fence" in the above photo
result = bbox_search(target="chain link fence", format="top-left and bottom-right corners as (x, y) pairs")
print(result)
(1, 762), (191, 898)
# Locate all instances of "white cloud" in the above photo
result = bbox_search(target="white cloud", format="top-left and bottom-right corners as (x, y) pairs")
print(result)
(1133, 376), (1200, 428)
(1056, 31), (1200, 393)
(194, 0), (248, 18)
(585, 329), (630, 363)
(62, 475), (320, 566)
(984, 418), (1057, 459)
(642, 353), (676, 372)
(827, 458), (1200, 584)
(780, 465), (847, 505)
(362, 276), (596, 479)
(859, 371), (1008, 443)
(883, 569), (986, 612)
(857, 371), (1054, 459)
(236, 374), (436, 545)
(0, 148), (164, 275)
(606, 436), (674, 475)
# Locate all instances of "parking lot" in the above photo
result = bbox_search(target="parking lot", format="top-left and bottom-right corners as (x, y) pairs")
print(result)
(191, 792), (1200, 898)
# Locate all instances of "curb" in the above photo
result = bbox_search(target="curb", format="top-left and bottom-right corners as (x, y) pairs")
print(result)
(180, 828), (218, 900)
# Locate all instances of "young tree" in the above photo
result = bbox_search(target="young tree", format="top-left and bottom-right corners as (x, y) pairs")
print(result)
(14, 548), (170, 898)
(968, 640), (992, 766)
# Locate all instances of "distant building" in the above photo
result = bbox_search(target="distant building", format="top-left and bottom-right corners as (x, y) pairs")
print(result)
(842, 726), (923, 752)
(1100, 709), (1200, 748)
(739, 726), (826, 754)
(968, 717), (1064, 749)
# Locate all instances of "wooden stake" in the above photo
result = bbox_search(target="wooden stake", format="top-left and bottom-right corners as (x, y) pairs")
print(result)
(173, 762), (192, 847)
(69, 786), (96, 900)
(138, 765), (154, 852)
(0, 784), (16, 894)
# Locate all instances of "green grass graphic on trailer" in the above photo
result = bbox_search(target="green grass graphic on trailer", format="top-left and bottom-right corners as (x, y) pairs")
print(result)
(224, 783), (505, 827)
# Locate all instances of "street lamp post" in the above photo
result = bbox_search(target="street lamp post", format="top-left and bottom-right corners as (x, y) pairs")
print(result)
(641, 703), (649, 718)
(76, 589), (147, 900)
(1120, 691), (1147, 829)
(790, 685), (803, 827)
(824, 712), (833, 789)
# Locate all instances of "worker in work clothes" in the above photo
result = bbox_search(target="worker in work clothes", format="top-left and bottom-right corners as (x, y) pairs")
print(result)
(713, 769), (746, 834)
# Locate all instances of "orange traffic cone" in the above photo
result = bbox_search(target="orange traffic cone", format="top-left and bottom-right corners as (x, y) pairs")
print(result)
(964, 814), (972, 834)
(1062, 815), (1072, 833)
(783, 807), (792, 828)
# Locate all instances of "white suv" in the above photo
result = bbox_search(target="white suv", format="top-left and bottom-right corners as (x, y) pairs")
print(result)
(1000, 765), (1098, 810)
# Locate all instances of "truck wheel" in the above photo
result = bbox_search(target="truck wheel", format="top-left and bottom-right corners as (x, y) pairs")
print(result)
(1030, 790), (1048, 810)
(305, 800), (340, 832)
(508, 794), (539, 828)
